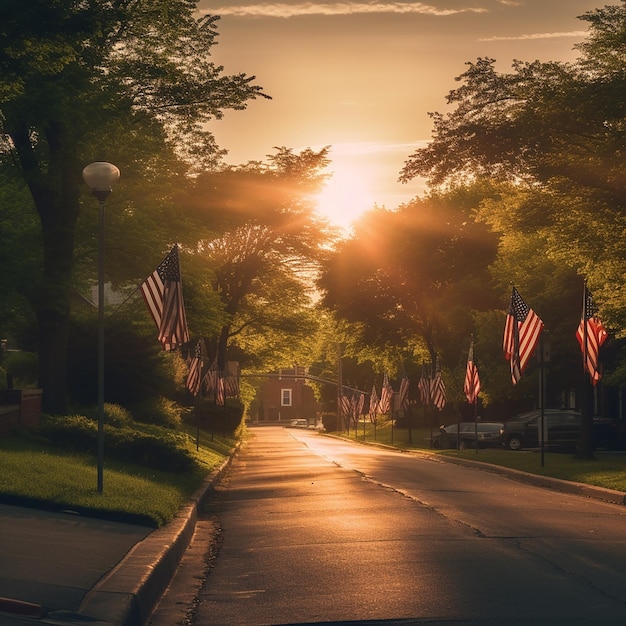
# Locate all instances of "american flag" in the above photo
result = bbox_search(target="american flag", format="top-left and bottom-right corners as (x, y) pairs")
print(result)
(576, 286), (608, 386)
(186, 340), (203, 396)
(216, 376), (225, 406)
(378, 373), (393, 415)
(354, 392), (365, 421)
(369, 384), (379, 417)
(140, 245), (190, 351)
(202, 359), (218, 395)
(464, 338), (481, 404)
(399, 375), (410, 411)
(503, 287), (544, 384)
(418, 364), (430, 405)
(341, 391), (352, 418)
(431, 360), (446, 410)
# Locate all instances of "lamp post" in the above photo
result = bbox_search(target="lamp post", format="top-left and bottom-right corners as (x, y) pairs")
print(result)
(82, 162), (120, 493)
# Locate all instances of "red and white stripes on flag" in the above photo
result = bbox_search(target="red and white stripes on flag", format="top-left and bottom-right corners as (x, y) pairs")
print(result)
(431, 361), (446, 410)
(503, 287), (544, 384)
(464, 338), (481, 404)
(216, 375), (225, 406)
(576, 286), (608, 386)
(399, 375), (410, 411)
(378, 373), (393, 415)
(186, 339), (203, 396)
(140, 245), (190, 351)
(369, 384), (379, 417)
(418, 364), (430, 405)
(354, 392), (365, 422)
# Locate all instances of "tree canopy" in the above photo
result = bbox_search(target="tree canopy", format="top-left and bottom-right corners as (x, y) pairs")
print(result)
(0, 0), (267, 412)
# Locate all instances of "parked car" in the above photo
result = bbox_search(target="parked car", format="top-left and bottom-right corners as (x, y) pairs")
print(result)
(287, 418), (308, 428)
(431, 421), (504, 450)
(499, 409), (623, 451)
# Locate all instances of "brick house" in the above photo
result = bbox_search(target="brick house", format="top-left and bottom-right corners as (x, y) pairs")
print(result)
(256, 367), (319, 423)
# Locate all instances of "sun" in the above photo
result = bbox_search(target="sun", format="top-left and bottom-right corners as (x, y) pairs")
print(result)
(315, 166), (376, 235)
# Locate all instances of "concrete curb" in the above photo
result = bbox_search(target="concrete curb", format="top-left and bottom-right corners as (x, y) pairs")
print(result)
(325, 433), (626, 507)
(76, 449), (236, 626)
(439, 452), (626, 506)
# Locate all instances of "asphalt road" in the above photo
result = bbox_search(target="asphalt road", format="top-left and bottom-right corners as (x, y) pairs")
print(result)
(158, 425), (626, 626)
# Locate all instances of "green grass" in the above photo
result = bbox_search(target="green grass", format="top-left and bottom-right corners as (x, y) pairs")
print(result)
(338, 421), (626, 493)
(0, 427), (238, 527)
(439, 448), (626, 492)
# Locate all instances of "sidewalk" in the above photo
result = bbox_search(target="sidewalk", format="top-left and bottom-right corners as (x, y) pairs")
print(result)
(0, 455), (232, 626)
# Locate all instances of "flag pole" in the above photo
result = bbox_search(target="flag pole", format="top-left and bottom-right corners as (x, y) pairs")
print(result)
(539, 333), (547, 467)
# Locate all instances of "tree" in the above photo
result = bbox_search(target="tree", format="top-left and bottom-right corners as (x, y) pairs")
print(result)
(187, 147), (334, 373)
(317, 187), (499, 367)
(398, 3), (626, 455)
(399, 3), (626, 332)
(0, 0), (267, 413)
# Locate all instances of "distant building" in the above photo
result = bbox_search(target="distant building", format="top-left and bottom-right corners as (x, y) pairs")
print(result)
(256, 366), (319, 423)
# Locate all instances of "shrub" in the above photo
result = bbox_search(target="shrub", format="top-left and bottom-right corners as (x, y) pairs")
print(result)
(190, 398), (245, 436)
(38, 413), (196, 473)
(39, 414), (98, 451)
(1, 351), (38, 388)
(105, 427), (194, 473)
(321, 412), (341, 432)
(82, 403), (133, 428)
(131, 396), (184, 429)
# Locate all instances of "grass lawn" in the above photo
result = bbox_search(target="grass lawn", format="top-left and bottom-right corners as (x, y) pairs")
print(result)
(0, 426), (238, 527)
(337, 421), (626, 493)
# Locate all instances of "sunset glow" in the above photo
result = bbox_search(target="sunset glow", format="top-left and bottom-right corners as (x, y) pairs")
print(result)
(315, 166), (376, 235)
(207, 0), (598, 223)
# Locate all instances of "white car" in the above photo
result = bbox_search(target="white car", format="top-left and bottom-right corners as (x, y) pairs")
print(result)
(288, 419), (308, 428)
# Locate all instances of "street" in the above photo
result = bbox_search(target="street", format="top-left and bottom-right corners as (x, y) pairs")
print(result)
(151, 425), (626, 625)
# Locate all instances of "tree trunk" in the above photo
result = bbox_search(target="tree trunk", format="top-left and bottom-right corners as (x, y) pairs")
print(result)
(10, 119), (81, 415)
(36, 303), (70, 414)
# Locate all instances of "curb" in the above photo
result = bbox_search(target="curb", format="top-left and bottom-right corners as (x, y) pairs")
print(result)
(0, 597), (47, 619)
(439, 452), (626, 506)
(324, 433), (626, 506)
(76, 449), (237, 626)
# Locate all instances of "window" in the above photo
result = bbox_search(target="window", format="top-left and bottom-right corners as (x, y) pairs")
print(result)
(281, 388), (292, 406)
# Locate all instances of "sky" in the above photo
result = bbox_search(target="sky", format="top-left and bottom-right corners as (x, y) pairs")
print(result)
(197, 0), (604, 233)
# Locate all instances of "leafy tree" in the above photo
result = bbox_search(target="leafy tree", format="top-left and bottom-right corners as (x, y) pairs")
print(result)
(0, 0), (267, 413)
(399, 3), (626, 332)
(318, 188), (499, 367)
(399, 3), (626, 455)
(187, 147), (334, 373)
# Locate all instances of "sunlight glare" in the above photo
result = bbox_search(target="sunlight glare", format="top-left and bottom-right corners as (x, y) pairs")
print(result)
(315, 168), (375, 235)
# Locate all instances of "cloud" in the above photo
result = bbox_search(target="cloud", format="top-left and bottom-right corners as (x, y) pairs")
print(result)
(203, 2), (488, 18)
(479, 30), (588, 42)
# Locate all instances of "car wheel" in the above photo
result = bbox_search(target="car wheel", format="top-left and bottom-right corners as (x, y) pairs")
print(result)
(458, 440), (467, 450)
(507, 435), (523, 451)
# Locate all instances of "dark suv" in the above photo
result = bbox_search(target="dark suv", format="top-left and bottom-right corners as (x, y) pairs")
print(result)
(500, 409), (614, 451)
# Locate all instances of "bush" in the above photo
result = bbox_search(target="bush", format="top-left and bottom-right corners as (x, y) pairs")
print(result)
(82, 403), (133, 428)
(38, 413), (196, 473)
(39, 413), (98, 450)
(1, 351), (38, 389)
(321, 412), (341, 432)
(131, 396), (184, 429)
(67, 306), (180, 406)
(191, 398), (245, 436)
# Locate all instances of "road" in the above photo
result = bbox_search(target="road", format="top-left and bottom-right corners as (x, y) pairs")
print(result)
(150, 425), (626, 625)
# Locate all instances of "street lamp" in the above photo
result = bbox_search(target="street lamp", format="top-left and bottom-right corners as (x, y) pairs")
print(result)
(82, 162), (120, 493)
